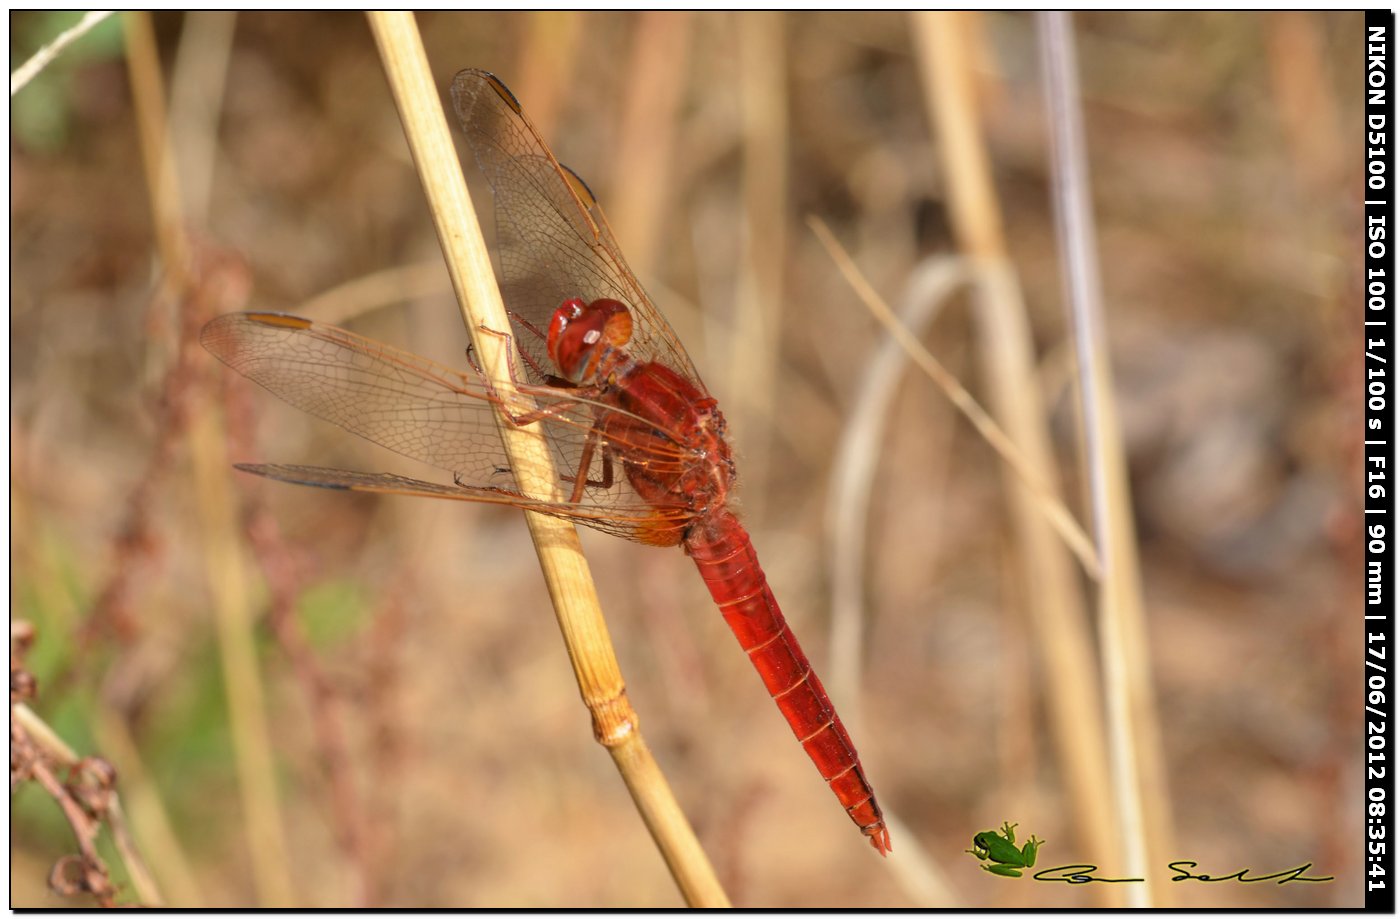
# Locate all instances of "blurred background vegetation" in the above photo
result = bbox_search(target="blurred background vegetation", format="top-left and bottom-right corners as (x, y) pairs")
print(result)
(11, 11), (1363, 907)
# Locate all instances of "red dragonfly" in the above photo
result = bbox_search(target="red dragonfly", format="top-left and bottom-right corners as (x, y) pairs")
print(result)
(201, 68), (889, 855)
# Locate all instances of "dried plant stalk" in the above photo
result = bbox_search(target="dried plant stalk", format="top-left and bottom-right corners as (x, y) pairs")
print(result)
(90, 710), (203, 907)
(826, 258), (971, 907)
(122, 11), (190, 290)
(730, 10), (789, 514)
(123, 11), (295, 907)
(294, 260), (449, 326)
(190, 408), (298, 909)
(513, 11), (583, 138)
(607, 10), (692, 279)
(1037, 11), (1173, 906)
(365, 12), (728, 908)
(912, 8), (1121, 905)
(168, 11), (238, 225)
(809, 219), (1097, 577)
(10, 10), (114, 95)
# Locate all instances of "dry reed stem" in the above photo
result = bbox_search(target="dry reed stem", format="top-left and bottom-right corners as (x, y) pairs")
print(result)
(13, 701), (81, 762)
(169, 11), (238, 226)
(812, 218), (1123, 901)
(729, 10), (789, 516)
(514, 11), (583, 139)
(826, 262), (970, 915)
(106, 798), (159, 905)
(122, 12), (190, 291)
(1267, 12), (1346, 202)
(123, 11), (296, 906)
(1038, 12), (1170, 906)
(827, 257), (971, 712)
(880, 812), (959, 906)
(365, 12), (728, 907)
(294, 259), (450, 326)
(189, 411), (298, 908)
(608, 11), (692, 279)
(809, 217), (1098, 577)
(970, 262), (1123, 874)
(91, 710), (203, 907)
(909, 14), (1126, 904)
(9, 10), (114, 95)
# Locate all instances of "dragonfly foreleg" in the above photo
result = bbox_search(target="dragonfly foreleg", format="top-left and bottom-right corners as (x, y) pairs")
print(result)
(506, 310), (550, 346)
(473, 324), (570, 388)
(465, 326), (606, 427)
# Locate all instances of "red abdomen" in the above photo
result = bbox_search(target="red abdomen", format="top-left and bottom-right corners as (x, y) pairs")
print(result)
(685, 510), (890, 855)
(601, 356), (889, 852)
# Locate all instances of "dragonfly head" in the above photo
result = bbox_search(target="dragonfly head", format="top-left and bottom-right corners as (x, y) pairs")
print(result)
(548, 298), (634, 383)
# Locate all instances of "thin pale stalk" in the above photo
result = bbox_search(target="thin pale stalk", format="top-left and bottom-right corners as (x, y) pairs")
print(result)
(1038, 11), (1171, 906)
(813, 216), (1124, 901)
(107, 798), (162, 906)
(122, 12), (190, 291)
(730, 10), (789, 517)
(92, 710), (203, 907)
(189, 408), (297, 906)
(608, 10), (692, 280)
(826, 258), (971, 907)
(827, 257), (970, 710)
(294, 260), (450, 326)
(123, 11), (295, 906)
(13, 702), (80, 762)
(910, 13), (1124, 904)
(809, 216), (1098, 577)
(10, 10), (114, 95)
(364, 12), (728, 908)
(513, 11), (583, 139)
(169, 11), (238, 226)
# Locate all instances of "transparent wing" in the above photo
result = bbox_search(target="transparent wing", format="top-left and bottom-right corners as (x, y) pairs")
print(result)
(233, 465), (688, 542)
(200, 312), (695, 543)
(449, 68), (704, 390)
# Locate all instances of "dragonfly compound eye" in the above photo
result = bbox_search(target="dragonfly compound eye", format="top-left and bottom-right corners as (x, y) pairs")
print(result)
(547, 298), (634, 383)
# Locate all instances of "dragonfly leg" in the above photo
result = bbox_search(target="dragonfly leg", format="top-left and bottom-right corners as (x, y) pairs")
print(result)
(465, 339), (561, 386)
(473, 324), (569, 388)
(465, 326), (609, 427)
(562, 423), (617, 503)
(594, 441), (616, 489)
(567, 426), (597, 504)
(506, 310), (550, 344)
(504, 392), (608, 428)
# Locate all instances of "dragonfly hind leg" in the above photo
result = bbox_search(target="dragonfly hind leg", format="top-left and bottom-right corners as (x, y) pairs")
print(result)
(564, 426), (616, 504)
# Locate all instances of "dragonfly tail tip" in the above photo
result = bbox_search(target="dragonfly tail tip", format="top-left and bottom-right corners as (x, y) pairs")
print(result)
(868, 824), (892, 857)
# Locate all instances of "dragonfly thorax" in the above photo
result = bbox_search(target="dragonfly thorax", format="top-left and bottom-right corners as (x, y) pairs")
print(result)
(548, 297), (634, 384)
